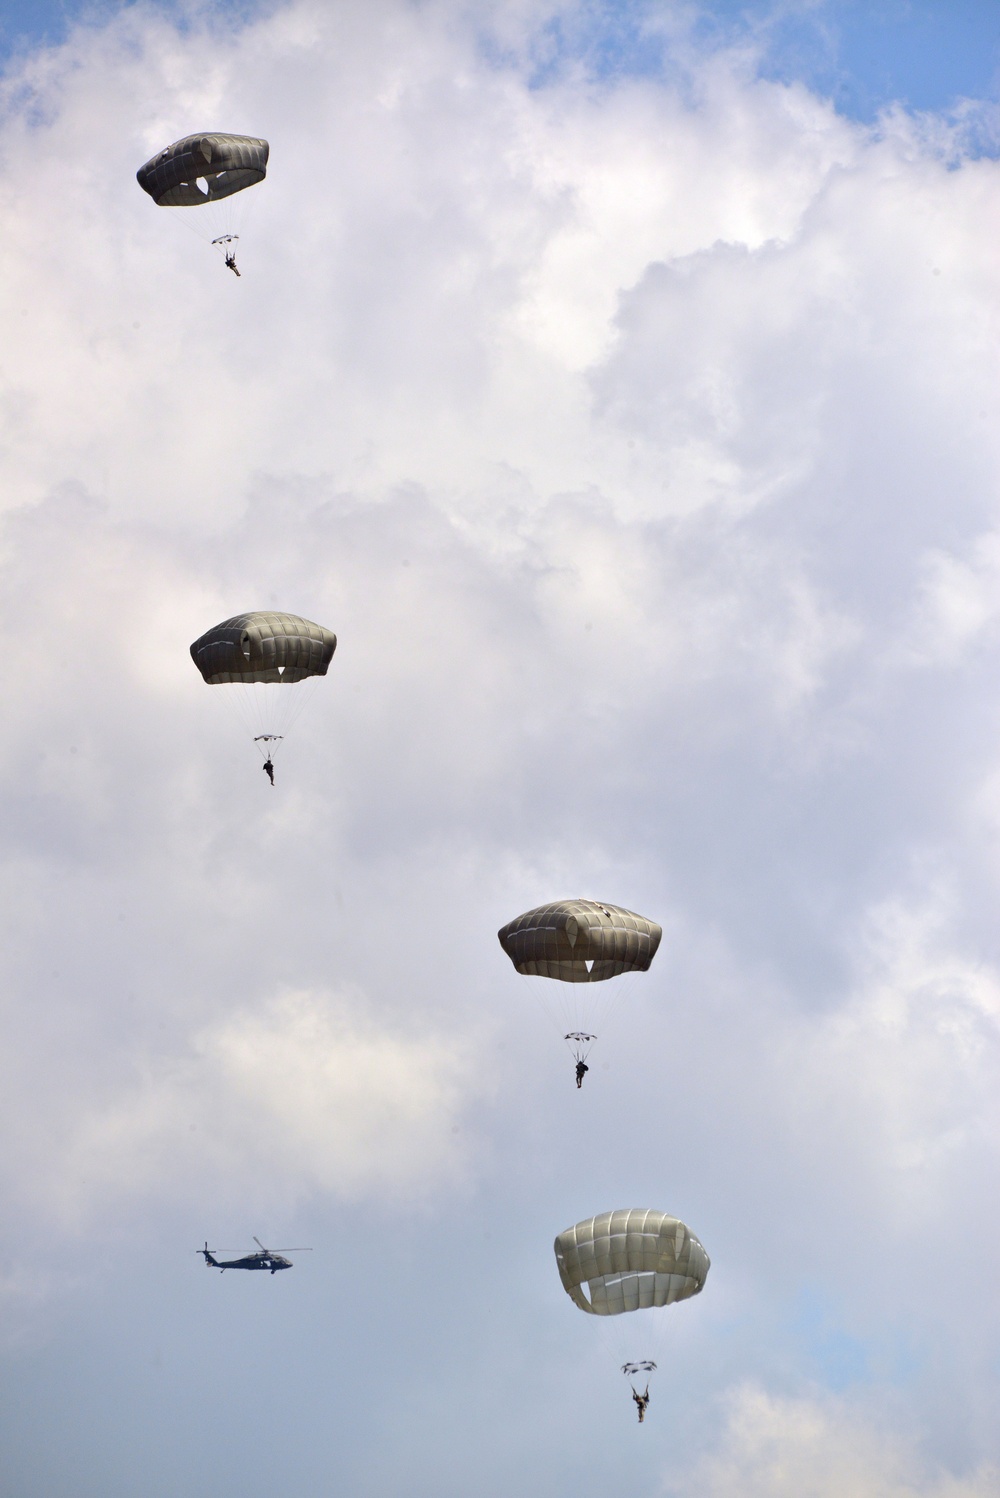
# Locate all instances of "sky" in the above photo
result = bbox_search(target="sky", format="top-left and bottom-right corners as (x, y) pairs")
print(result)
(0, 1), (999, 1495)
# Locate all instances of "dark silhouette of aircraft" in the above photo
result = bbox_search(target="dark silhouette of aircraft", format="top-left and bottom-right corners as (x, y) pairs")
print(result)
(197, 1237), (311, 1274)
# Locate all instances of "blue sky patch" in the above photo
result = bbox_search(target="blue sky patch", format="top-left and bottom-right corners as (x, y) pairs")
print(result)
(4, 1), (999, 128)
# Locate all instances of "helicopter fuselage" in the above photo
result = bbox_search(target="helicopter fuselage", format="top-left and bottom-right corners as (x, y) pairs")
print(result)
(200, 1246), (292, 1274)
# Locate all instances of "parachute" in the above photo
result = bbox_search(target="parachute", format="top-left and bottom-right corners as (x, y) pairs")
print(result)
(554, 1209), (709, 1409)
(136, 134), (269, 269)
(497, 900), (661, 1071)
(190, 611), (336, 764)
(554, 1209), (709, 1315)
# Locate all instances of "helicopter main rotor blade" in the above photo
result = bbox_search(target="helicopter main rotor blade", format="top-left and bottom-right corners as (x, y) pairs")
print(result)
(252, 1236), (312, 1252)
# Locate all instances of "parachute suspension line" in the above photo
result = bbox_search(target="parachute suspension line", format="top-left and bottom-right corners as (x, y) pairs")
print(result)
(596, 1302), (668, 1384)
(169, 184), (258, 266)
(518, 970), (580, 1054)
(215, 683), (278, 757)
(564, 1031), (597, 1064)
(518, 967), (644, 1068)
(220, 675), (322, 759)
(517, 975), (600, 1079)
(231, 682), (273, 752)
(220, 179), (259, 263)
(571, 966), (629, 1040)
(274, 674), (321, 742)
(589, 967), (642, 1041)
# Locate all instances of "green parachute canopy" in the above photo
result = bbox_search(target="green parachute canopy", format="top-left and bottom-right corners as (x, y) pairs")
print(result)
(190, 612), (336, 760)
(498, 900), (661, 982)
(554, 1209), (709, 1316)
(136, 134), (269, 206)
(190, 612), (336, 685)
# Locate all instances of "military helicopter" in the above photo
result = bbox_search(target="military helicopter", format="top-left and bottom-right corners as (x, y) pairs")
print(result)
(197, 1237), (311, 1274)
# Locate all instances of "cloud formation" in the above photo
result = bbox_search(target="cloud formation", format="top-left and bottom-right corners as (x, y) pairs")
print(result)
(54, 986), (474, 1221)
(670, 1384), (998, 1498)
(1, 2), (999, 1493)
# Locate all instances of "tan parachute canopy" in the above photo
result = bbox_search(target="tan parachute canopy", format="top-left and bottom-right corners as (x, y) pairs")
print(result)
(190, 613), (336, 685)
(554, 1209), (710, 1316)
(136, 134), (269, 206)
(497, 900), (662, 982)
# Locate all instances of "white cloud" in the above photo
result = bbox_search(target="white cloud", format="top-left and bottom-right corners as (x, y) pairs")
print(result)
(54, 986), (476, 1222)
(668, 1384), (998, 1498)
(825, 888), (1000, 1182)
(906, 534), (1000, 664)
(1, 0), (1000, 1489)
